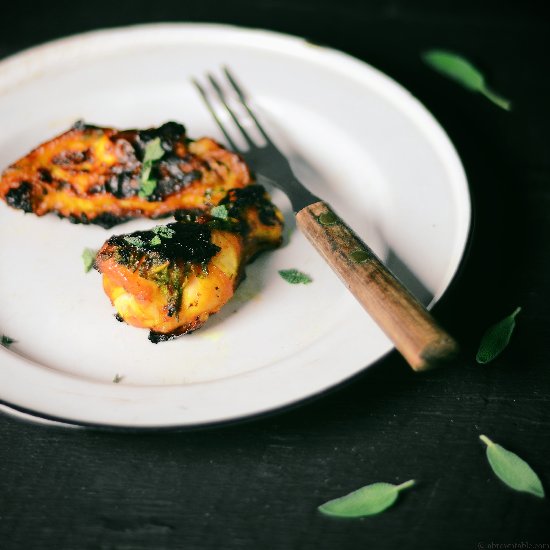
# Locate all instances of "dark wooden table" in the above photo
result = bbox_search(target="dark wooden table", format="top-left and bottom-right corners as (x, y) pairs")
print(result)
(1, 2), (549, 548)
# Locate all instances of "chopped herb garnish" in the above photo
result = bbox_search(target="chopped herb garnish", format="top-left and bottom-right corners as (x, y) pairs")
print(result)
(138, 178), (157, 198)
(149, 235), (162, 246)
(1, 335), (16, 348)
(138, 138), (165, 198)
(81, 247), (97, 273)
(152, 225), (176, 239)
(279, 269), (312, 285)
(422, 50), (511, 111)
(210, 204), (229, 220)
(476, 307), (521, 364)
(123, 236), (145, 248)
(319, 480), (415, 518)
(113, 374), (123, 384)
(479, 435), (544, 498)
(142, 138), (165, 164)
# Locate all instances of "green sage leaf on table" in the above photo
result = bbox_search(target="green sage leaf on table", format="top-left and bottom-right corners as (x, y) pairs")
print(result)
(278, 269), (312, 285)
(422, 50), (511, 111)
(81, 248), (97, 273)
(1, 335), (16, 348)
(318, 480), (415, 518)
(479, 435), (544, 498)
(476, 307), (521, 364)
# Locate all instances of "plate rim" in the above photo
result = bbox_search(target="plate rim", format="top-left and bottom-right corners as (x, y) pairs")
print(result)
(0, 22), (472, 429)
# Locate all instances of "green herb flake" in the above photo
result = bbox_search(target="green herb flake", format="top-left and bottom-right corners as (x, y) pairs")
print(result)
(278, 269), (313, 285)
(1, 335), (16, 348)
(479, 435), (544, 498)
(422, 50), (511, 111)
(123, 236), (145, 248)
(476, 307), (521, 364)
(149, 235), (162, 246)
(81, 248), (97, 273)
(318, 211), (338, 226)
(210, 204), (229, 220)
(152, 225), (176, 239)
(349, 250), (371, 264)
(142, 137), (165, 164)
(138, 178), (158, 199)
(138, 138), (165, 198)
(319, 480), (415, 518)
(113, 374), (123, 384)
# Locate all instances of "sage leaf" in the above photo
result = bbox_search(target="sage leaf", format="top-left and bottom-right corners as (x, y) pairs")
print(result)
(422, 50), (511, 111)
(1, 335), (16, 348)
(480, 435), (544, 498)
(142, 137), (165, 164)
(138, 178), (158, 199)
(210, 204), (229, 220)
(138, 138), (165, 198)
(476, 307), (521, 364)
(152, 225), (176, 239)
(278, 269), (312, 285)
(123, 236), (145, 248)
(81, 247), (97, 273)
(319, 480), (415, 518)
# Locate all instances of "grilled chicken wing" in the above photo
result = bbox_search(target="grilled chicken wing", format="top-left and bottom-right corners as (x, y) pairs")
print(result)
(95, 186), (283, 342)
(0, 121), (251, 228)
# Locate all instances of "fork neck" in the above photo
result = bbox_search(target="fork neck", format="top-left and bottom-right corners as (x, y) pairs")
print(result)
(286, 178), (321, 214)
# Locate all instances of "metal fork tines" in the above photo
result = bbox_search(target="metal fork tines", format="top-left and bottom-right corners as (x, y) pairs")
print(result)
(192, 68), (319, 212)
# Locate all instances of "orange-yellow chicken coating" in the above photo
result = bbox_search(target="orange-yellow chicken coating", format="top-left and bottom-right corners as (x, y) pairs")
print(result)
(0, 121), (251, 228)
(95, 186), (284, 342)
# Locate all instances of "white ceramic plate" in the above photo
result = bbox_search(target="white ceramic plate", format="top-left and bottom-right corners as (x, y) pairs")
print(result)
(0, 24), (470, 428)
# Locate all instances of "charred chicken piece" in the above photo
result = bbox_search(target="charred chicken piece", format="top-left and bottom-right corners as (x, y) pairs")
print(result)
(95, 186), (283, 342)
(0, 121), (251, 228)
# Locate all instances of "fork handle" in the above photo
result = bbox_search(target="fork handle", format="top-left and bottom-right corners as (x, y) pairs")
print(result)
(296, 201), (459, 371)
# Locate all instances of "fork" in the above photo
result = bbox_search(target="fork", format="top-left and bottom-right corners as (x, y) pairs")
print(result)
(193, 68), (459, 371)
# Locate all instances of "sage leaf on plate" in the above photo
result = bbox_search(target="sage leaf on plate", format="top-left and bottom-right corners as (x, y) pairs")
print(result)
(278, 269), (312, 285)
(422, 50), (511, 111)
(480, 435), (544, 498)
(318, 480), (415, 518)
(476, 307), (521, 364)
(81, 248), (97, 273)
(1, 335), (16, 348)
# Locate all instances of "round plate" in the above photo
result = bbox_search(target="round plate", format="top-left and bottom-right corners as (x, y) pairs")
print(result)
(0, 24), (470, 428)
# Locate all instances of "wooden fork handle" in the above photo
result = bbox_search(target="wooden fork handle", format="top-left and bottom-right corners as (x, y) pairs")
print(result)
(296, 201), (459, 372)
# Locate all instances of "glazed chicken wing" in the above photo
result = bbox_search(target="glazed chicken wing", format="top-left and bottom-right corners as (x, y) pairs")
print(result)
(0, 121), (251, 228)
(95, 186), (283, 342)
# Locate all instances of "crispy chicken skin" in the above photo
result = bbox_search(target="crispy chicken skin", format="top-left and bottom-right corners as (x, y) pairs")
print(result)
(0, 121), (251, 228)
(95, 186), (283, 342)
